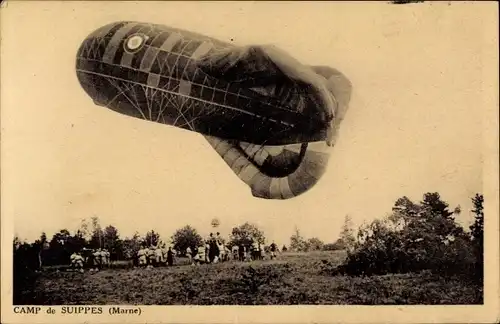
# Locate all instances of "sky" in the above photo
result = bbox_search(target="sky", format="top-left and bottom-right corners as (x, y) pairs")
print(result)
(1, 1), (493, 247)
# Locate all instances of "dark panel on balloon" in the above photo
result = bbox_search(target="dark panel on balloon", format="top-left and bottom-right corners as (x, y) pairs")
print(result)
(150, 31), (171, 48)
(213, 89), (226, 103)
(174, 55), (190, 79)
(181, 61), (197, 80)
(191, 69), (208, 85)
(171, 39), (190, 54)
(158, 77), (180, 92)
(189, 84), (203, 98)
(165, 53), (179, 76)
(183, 40), (202, 55)
(130, 45), (149, 70)
(112, 25), (144, 65)
(201, 88), (215, 102)
(150, 50), (169, 75)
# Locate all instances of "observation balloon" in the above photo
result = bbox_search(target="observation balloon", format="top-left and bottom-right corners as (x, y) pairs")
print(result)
(76, 21), (352, 200)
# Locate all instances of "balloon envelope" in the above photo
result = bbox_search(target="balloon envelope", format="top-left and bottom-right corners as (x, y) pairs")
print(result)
(76, 21), (352, 200)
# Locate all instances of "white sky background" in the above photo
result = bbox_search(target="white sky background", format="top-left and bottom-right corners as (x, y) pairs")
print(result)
(1, 1), (489, 247)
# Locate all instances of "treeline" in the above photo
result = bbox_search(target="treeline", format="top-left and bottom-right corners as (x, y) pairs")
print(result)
(322, 192), (484, 284)
(13, 218), (274, 269)
(13, 216), (165, 268)
(287, 215), (356, 252)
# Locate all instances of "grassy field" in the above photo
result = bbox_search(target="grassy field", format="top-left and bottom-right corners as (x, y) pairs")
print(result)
(18, 251), (482, 305)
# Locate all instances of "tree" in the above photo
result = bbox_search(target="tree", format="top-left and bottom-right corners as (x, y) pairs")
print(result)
(68, 230), (87, 253)
(32, 233), (48, 268)
(89, 217), (104, 249)
(32, 232), (50, 269)
(421, 192), (454, 217)
(290, 226), (307, 251)
(13, 237), (40, 304)
(307, 237), (324, 251)
(78, 218), (92, 241)
(171, 225), (203, 255)
(470, 194), (484, 243)
(39, 232), (48, 244)
(13, 235), (23, 250)
(144, 230), (160, 247)
(229, 222), (265, 247)
(423, 192), (465, 239)
(339, 215), (356, 252)
(390, 196), (421, 228)
(338, 192), (477, 277)
(390, 193), (464, 244)
(103, 225), (123, 260)
(469, 193), (484, 282)
(50, 229), (71, 245)
(48, 229), (73, 265)
(123, 232), (142, 260)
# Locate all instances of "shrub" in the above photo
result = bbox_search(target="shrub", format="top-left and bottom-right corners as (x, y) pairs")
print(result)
(322, 241), (344, 251)
(335, 193), (483, 281)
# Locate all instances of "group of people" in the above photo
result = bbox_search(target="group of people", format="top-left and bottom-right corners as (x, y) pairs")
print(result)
(188, 232), (228, 265)
(136, 244), (176, 268)
(186, 232), (280, 265)
(231, 240), (279, 262)
(67, 233), (283, 272)
(69, 245), (177, 272)
(69, 248), (110, 272)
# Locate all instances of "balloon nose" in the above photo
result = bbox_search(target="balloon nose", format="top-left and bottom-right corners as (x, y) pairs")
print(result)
(76, 22), (130, 106)
(76, 21), (128, 61)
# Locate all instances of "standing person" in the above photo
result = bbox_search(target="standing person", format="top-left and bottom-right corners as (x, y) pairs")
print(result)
(223, 245), (230, 262)
(70, 252), (78, 271)
(246, 244), (252, 262)
(195, 244), (205, 265)
(205, 240), (211, 263)
(238, 244), (245, 262)
(92, 249), (102, 271)
(209, 238), (220, 263)
(106, 249), (111, 267)
(167, 247), (174, 266)
(270, 241), (278, 260)
(99, 249), (106, 268)
(83, 248), (94, 270)
(100, 249), (106, 268)
(76, 253), (85, 272)
(250, 240), (258, 261)
(154, 245), (164, 266)
(232, 245), (239, 261)
(161, 244), (168, 266)
(186, 246), (193, 264)
(137, 246), (147, 268)
(70, 252), (84, 272)
(216, 233), (223, 262)
(148, 246), (157, 267)
(103, 249), (110, 268)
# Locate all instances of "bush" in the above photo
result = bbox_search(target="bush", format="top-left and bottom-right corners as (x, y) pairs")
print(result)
(334, 193), (483, 281)
(322, 242), (344, 251)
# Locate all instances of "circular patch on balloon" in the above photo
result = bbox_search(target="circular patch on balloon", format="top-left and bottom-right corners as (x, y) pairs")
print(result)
(124, 34), (148, 53)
